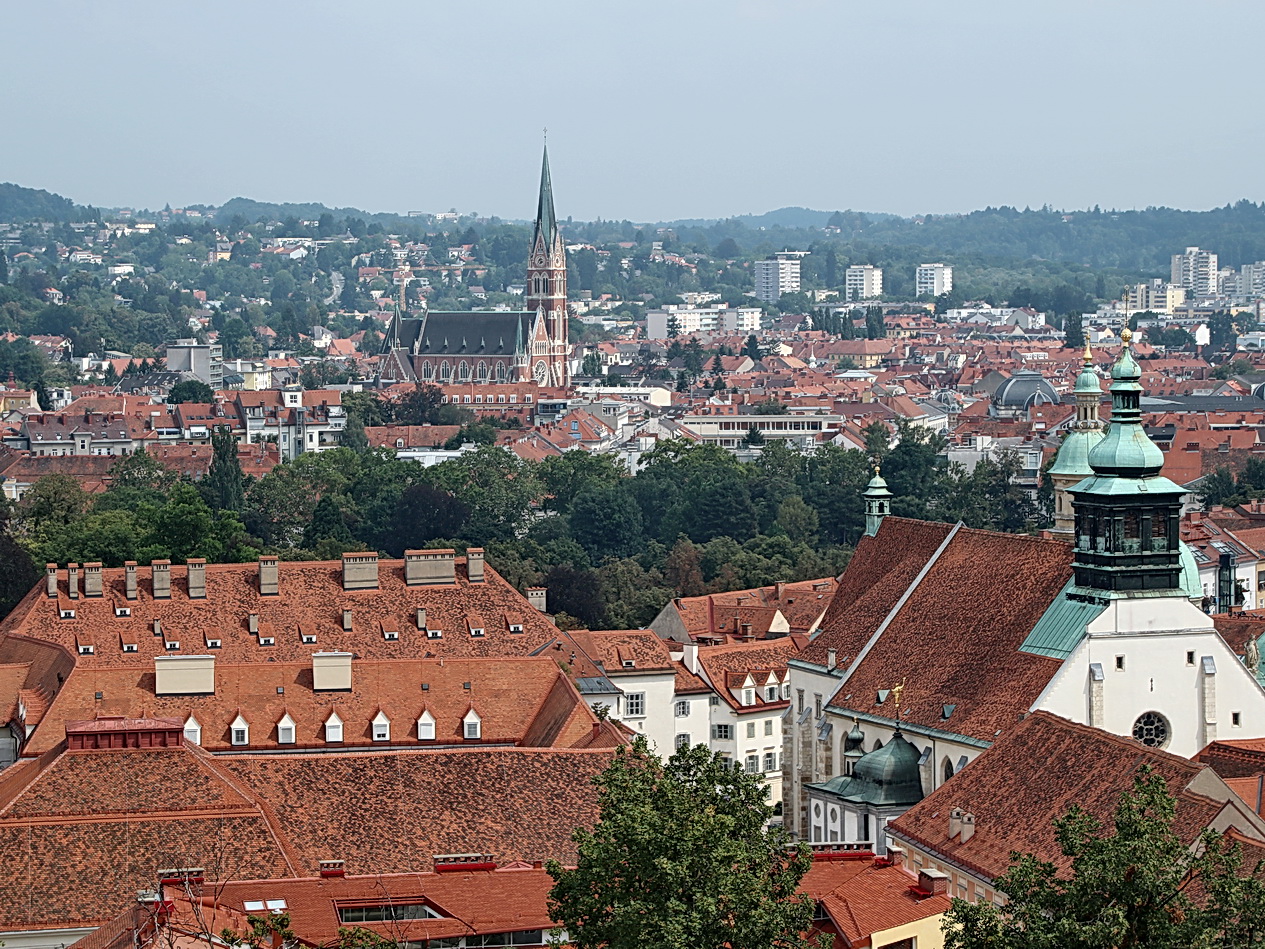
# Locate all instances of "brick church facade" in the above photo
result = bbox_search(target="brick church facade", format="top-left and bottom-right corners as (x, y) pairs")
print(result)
(378, 147), (570, 387)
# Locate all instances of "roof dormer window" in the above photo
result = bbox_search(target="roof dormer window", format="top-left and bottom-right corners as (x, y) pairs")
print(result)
(231, 715), (249, 746)
(742, 688), (756, 707)
(427, 628), (443, 639)
(463, 709), (481, 741)
(417, 710), (436, 741)
(184, 715), (201, 745)
(372, 711), (391, 742)
(277, 713), (296, 745)
(325, 712), (343, 743)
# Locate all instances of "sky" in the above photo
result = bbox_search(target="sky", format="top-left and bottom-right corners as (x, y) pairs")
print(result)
(3, 0), (1263, 222)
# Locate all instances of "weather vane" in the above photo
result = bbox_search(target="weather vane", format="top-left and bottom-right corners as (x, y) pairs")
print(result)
(890, 679), (906, 718)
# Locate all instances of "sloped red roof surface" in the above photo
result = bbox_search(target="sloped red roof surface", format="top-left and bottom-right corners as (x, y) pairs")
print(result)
(889, 712), (1226, 883)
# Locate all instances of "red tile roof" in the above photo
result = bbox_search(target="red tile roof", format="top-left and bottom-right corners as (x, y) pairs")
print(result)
(889, 712), (1254, 884)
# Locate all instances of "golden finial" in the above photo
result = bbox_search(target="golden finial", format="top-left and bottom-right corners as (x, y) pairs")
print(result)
(1083, 341), (1092, 365)
(1120, 326), (1133, 346)
(890, 679), (906, 709)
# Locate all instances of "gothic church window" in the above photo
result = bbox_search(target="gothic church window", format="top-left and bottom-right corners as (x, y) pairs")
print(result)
(1132, 711), (1169, 748)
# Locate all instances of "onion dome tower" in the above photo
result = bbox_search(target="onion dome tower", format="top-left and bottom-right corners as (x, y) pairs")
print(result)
(1069, 329), (1187, 595)
(1048, 344), (1106, 538)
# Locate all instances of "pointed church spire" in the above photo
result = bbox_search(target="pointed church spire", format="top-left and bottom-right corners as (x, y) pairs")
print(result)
(534, 143), (558, 250)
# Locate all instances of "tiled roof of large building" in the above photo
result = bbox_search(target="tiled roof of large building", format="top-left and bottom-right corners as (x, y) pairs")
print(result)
(0, 742), (611, 932)
(800, 518), (954, 668)
(22, 656), (609, 755)
(696, 639), (797, 712)
(888, 712), (1262, 884)
(568, 629), (676, 674)
(2, 555), (559, 669)
(803, 518), (1072, 742)
(801, 856), (950, 947)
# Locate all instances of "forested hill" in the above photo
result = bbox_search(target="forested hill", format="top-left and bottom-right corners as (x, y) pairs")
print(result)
(651, 201), (1265, 271)
(0, 183), (95, 223)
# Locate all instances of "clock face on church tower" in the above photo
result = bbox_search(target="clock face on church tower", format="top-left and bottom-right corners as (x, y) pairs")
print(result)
(532, 254), (548, 268)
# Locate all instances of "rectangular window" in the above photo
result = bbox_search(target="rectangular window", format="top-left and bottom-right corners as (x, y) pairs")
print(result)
(745, 754), (759, 774)
(765, 719), (774, 736)
(232, 728), (248, 745)
(625, 693), (645, 717)
(746, 721), (756, 739)
(1115, 655), (1125, 671)
(797, 689), (805, 714)
(1233, 711), (1243, 727)
(763, 752), (777, 771)
(814, 694), (822, 718)
(765, 685), (778, 701)
(709, 695), (719, 707)
(742, 688), (756, 706)
(278, 725), (294, 744)
(464, 721), (481, 740)
(1187, 650), (1196, 665)
(675, 733), (691, 750)
(713, 723), (733, 741)
(675, 701), (690, 717)
(337, 903), (442, 924)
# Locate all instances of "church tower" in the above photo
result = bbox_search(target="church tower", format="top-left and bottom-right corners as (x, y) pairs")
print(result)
(863, 466), (893, 537)
(1069, 328), (1187, 594)
(1047, 344), (1105, 538)
(526, 145), (569, 386)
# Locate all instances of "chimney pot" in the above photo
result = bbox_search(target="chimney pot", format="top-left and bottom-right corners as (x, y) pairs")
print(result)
(826, 648), (838, 670)
(125, 561), (138, 600)
(918, 868), (950, 896)
(526, 586), (547, 611)
(960, 813), (976, 843)
(342, 609), (353, 631)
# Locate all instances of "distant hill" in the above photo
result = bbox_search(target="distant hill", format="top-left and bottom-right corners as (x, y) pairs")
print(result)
(215, 196), (417, 226)
(664, 206), (901, 229)
(0, 182), (94, 223)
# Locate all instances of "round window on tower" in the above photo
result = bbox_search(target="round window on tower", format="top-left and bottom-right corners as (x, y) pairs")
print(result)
(1132, 711), (1170, 748)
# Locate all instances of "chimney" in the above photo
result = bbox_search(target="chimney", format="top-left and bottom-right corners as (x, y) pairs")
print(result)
(312, 651), (353, 692)
(318, 860), (346, 879)
(960, 813), (976, 843)
(416, 607), (427, 629)
(341, 553), (379, 591)
(682, 641), (699, 674)
(949, 807), (964, 839)
(404, 549), (456, 586)
(739, 622), (754, 642)
(151, 560), (171, 599)
(918, 869), (949, 896)
(467, 548), (485, 583)
(67, 563), (80, 600)
(125, 561), (138, 600)
(187, 559), (206, 599)
(84, 562), (103, 597)
(258, 556), (279, 596)
(526, 587), (547, 611)
(248, 613), (259, 634)
(826, 648), (838, 671)
(886, 844), (905, 867)
(342, 609), (353, 631)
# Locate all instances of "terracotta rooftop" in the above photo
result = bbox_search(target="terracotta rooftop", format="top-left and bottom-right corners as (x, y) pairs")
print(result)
(889, 712), (1261, 884)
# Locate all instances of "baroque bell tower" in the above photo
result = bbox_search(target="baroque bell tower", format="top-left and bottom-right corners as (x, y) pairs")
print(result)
(526, 144), (569, 386)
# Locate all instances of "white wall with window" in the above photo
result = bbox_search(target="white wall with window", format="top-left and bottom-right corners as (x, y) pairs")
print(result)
(610, 667), (678, 754)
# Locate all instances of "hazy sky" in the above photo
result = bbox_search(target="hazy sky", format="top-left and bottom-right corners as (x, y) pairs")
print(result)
(3, 0), (1263, 221)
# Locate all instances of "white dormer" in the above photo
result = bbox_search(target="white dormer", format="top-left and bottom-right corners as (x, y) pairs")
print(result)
(184, 715), (201, 745)
(277, 712), (296, 745)
(463, 708), (482, 740)
(427, 628), (443, 639)
(417, 710), (436, 741)
(325, 711), (343, 743)
(231, 715), (249, 746)
(372, 711), (391, 742)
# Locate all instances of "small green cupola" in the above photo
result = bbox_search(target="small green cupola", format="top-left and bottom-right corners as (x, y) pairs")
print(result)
(863, 466), (893, 537)
(1048, 344), (1106, 538)
(1070, 328), (1187, 595)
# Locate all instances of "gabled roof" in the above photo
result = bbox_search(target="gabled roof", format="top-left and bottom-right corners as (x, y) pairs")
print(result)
(888, 712), (1260, 884)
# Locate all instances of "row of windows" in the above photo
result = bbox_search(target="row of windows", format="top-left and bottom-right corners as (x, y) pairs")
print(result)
(338, 902), (442, 923)
(205, 710), (483, 747)
(428, 931), (546, 948)
(420, 361), (508, 383)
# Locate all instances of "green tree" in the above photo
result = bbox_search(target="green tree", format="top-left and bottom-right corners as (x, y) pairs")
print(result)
(742, 334), (763, 361)
(547, 739), (822, 949)
(942, 766), (1265, 949)
(1063, 313), (1085, 350)
(741, 424), (766, 447)
(168, 379), (214, 403)
(202, 426), (245, 512)
(571, 483), (643, 559)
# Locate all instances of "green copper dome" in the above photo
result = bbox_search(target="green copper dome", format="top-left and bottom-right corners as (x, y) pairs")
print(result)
(1085, 329), (1165, 479)
(809, 731), (924, 807)
(1074, 343), (1102, 395)
(1048, 428), (1103, 477)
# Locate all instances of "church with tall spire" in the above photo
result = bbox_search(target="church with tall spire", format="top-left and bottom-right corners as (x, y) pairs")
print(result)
(376, 146), (570, 387)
